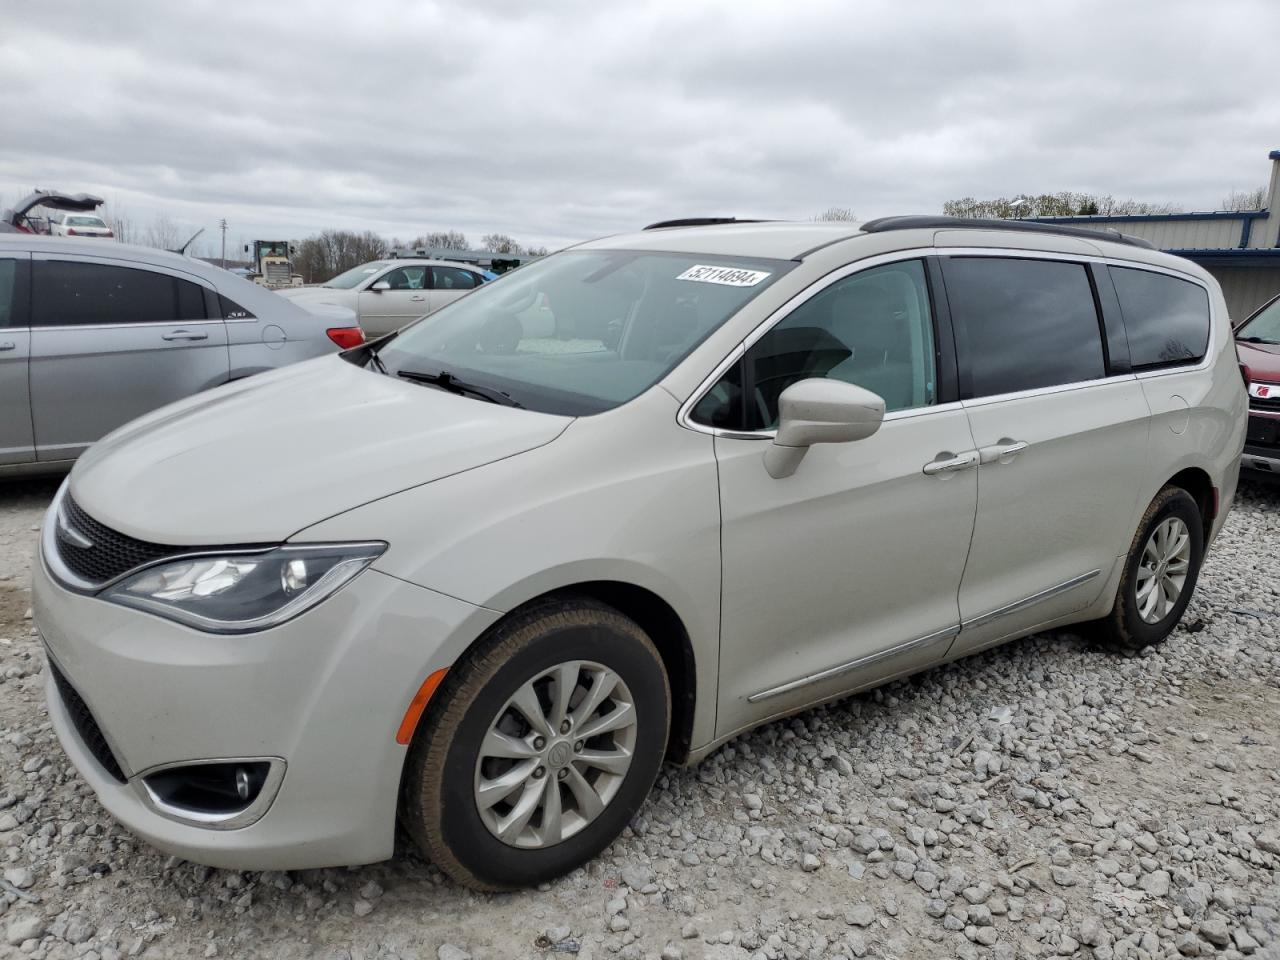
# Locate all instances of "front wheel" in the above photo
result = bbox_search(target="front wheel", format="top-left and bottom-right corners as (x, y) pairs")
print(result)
(401, 598), (670, 890)
(1094, 485), (1204, 651)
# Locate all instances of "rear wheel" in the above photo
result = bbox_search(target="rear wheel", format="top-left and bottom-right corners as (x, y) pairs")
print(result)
(1094, 485), (1204, 651)
(401, 598), (670, 890)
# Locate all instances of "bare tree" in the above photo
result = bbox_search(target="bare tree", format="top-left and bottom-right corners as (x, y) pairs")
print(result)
(525, 245), (550, 257)
(414, 230), (469, 250)
(480, 233), (525, 254)
(292, 230), (388, 283)
(143, 213), (183, 250)
(943, 193), (1182, 219)
(814, 207), (857, 221)
(1221, 186), (1267, 211)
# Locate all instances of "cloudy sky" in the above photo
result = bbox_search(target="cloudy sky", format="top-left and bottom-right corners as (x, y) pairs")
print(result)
(2, 0), (1277, 256)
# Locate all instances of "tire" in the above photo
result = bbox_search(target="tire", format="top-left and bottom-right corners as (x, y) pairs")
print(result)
(401, 597), (670, 890)
(1094, 485), (1204, 652)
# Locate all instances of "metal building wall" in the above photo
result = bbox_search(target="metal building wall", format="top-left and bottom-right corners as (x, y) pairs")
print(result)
(1208, 265), (1280, 322)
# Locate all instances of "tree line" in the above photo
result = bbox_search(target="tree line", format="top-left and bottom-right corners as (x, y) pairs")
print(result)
(942, 186), (1266, 220)
(291, 229), (550, 283)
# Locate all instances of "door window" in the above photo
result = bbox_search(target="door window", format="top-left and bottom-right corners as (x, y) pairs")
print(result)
(1109, 266), (1210, 368)
(31, 261), (207, 326)
(0, 261), (15, 327)
(431, 265), (479, 290)
(692, 259), (937, 431)
(942, 257), (1105, 398)
(379, 266), (428, 290)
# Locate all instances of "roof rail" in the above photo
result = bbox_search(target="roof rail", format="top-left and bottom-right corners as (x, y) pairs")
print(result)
(643, 217), (769, 230)
(859, 215), (1155, 250)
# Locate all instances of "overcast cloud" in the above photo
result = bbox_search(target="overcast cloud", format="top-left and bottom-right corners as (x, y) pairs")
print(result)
(2, 0), (1278, 254)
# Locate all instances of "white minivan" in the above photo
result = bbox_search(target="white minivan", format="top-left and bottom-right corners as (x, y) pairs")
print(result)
(33, 217), (1246, 889)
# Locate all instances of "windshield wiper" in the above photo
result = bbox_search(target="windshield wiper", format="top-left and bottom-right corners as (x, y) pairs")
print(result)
(1237, 335), (1280, 345)
(396, 368), (524, 407)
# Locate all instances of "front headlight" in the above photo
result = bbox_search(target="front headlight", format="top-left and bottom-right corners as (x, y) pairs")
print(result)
(102, 542), (386, 634)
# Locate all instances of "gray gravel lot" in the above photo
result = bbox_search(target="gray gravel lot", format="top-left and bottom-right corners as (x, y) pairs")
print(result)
(1, 477), (1279, 960)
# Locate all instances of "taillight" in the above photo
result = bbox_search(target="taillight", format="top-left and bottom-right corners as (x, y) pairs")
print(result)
(326, 326), (364, 349)
(104, 231), (114, 238)
(66, 228), (80, 236)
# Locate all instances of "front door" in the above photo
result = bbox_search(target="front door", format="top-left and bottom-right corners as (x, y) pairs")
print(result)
(700, 258), (979, 736)
(0, 253), (34, 464)
(359, 264), (430, 336)
(428, 264), (481, 314)
(939, 255), (1149, 654)
(29, 256), (230, 461)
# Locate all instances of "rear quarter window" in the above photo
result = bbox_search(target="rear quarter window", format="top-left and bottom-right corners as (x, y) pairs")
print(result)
(1109, 267), (1210, 369)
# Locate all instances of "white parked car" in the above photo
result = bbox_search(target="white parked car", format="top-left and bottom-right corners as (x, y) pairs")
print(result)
(34, 217), (1245, 890)
(280, 258), (490, 337)
(49, 212), (115, 239)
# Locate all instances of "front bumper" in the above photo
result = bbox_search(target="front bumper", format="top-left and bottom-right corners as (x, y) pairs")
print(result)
(34, 528), (497, 870)
(1244, 411), (1280, 476)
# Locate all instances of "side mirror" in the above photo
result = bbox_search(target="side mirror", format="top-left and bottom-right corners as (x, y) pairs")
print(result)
(370, 280), (390, 292)
(763, 379), (885, 479)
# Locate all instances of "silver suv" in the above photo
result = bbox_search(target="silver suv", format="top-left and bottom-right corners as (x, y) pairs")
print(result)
(0, 235), (362, 471)
(33, 217), (1246, 889)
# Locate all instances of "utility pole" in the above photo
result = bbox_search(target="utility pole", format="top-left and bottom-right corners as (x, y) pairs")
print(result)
(219, 218), (228, 269)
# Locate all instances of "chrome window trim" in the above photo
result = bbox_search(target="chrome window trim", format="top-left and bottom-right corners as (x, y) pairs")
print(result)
(748, 624), (959, 702)
(677, 247), (939, 438)
(960, 373), (1136, 409)
(676, 245), (1219, 436)
(132, 756), (287, 830)
(30, 319), (226, 334)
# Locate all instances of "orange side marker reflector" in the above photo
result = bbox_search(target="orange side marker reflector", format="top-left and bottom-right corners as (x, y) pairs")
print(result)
(396, 668), (448, 745)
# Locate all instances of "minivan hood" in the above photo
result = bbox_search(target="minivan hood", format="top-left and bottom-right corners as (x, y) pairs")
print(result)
(70, 356), (570, 545)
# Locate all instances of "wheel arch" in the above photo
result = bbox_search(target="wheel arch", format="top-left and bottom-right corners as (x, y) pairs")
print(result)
(431, 579), (699, 765)
(1165, 465), (1216, 541)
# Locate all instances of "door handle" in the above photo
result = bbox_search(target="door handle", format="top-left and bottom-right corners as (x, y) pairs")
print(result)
(923, 450), (979, 476)
(162, 330), (209, 342)
(978, 440), (1029, 464)
(0, 341), (14, 352)
(409, 295), (426, 301)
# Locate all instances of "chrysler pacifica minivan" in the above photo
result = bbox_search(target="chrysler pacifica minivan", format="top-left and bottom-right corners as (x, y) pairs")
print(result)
(34, 216), (1246, 889)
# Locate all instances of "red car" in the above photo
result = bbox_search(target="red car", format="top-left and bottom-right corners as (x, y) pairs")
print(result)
(1237, 292), (1280, 478)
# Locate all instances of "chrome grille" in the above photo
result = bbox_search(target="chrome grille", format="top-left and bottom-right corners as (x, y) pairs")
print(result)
(55, 495), (179, 587)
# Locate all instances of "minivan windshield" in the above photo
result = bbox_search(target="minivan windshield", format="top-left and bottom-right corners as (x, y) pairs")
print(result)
(324, 261), (391, 288)
(374, 249), (792, 415)
(1237, 296), (1280, 344)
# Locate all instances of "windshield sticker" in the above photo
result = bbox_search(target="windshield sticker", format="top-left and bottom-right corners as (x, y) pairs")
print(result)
(676, 265), (771, 287)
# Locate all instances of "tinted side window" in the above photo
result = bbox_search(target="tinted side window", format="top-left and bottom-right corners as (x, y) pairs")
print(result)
(176, 278), (207, 320)
(0, 260), (15, 328)
(33, 261), (180, 326)
(217, 294), (256, 320)
(943, 257), (1105, 397)
(692, 259), (937, 431)
(432, 266), (478, 290)
(1110, 267), (1209, 368)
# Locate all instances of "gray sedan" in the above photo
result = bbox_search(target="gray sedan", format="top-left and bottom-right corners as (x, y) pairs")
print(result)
(0, 235), (362, 473)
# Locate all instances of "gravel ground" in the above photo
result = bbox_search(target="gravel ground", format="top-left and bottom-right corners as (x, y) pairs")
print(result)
(2, 476), (1279, 960)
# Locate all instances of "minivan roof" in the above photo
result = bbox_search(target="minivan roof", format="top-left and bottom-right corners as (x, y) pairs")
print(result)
(582, 216), (1159, 262)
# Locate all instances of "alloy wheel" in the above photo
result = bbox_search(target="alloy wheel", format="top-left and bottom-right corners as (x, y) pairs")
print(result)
(473, 660), (638, 849)
(1135, 516), (1192, 624)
